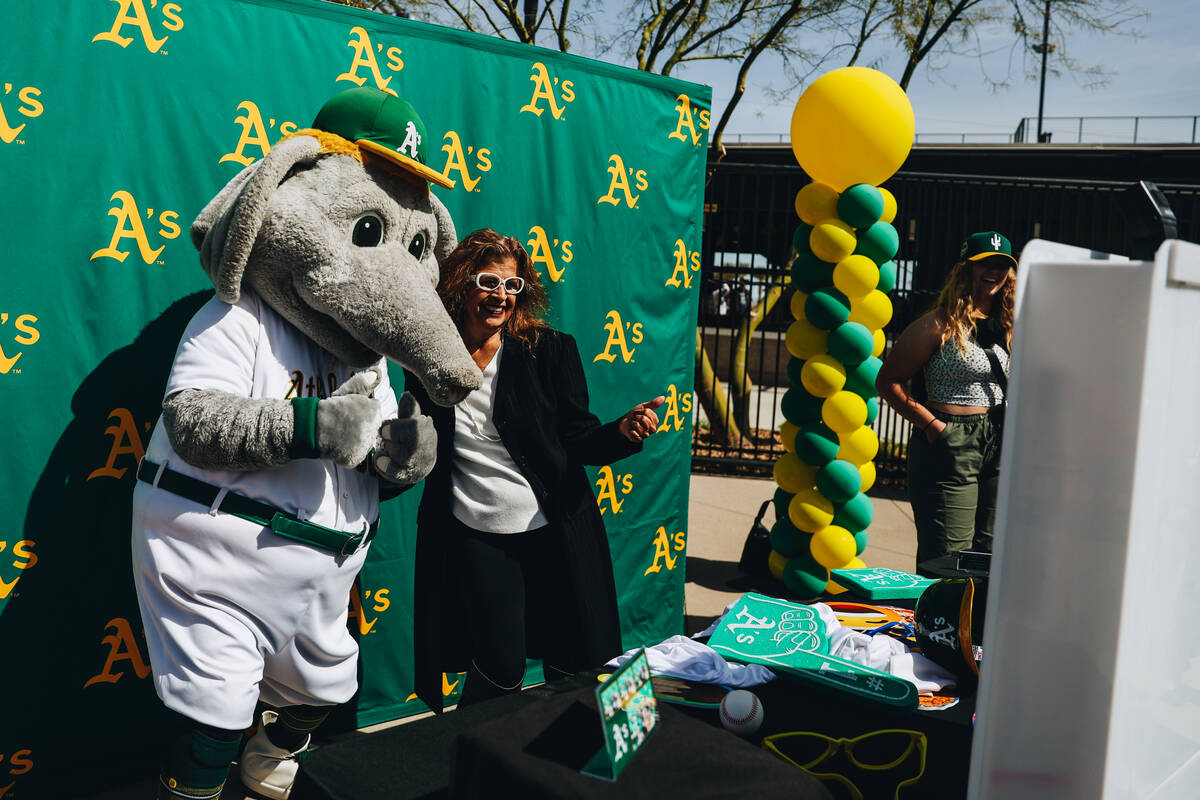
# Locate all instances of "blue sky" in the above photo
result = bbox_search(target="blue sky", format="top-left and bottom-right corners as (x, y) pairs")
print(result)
(675, 0), (1200, 144)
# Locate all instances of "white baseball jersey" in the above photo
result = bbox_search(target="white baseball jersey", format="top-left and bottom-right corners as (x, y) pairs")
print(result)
(131, 289), (398, 729)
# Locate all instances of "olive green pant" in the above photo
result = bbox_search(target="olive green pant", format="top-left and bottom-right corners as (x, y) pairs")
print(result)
(907, 408), (1004, 568)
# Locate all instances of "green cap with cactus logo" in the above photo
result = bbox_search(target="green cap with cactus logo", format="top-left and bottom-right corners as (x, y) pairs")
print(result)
(959, 231), (1017, 267)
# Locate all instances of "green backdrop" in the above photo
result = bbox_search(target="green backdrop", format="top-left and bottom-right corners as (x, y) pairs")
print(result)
(0, 0), (707, 795)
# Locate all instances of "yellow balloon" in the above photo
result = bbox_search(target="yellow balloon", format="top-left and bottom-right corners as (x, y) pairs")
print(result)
(810, 524), (857, 568)
(845, 556), (867, 570)
(794, 182), (840, 226)
(789, 488), (835, 533)
(786, 319), (828, 359)
(822, 390), (869, 433)
(871, 328), (886, 358)
(849, 290), (894, 331)
(825, 577), (850, 595)
(832, 254), (879, 298)
(800, 353), (847, 398)
(790, 289), (808, 320)
(774, 452), (818, 494)
(837, 426), (879, 465)
(879, 187), (897, 224)
(859, 460), (877, 492)
(768, 549), (790, 582)
(790, 67), (915, 191)
(810, 220), (857, 264)
(780, 420), (799, 453)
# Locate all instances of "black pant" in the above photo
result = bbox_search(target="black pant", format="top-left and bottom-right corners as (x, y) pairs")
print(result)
(455, 518), (573, 706)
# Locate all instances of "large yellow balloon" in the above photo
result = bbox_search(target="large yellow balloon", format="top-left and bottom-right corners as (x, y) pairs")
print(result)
(790, 67), (915, 191)
(832, 254), (879, 298)
(837, 426), (880, 465)
(774, 452), (818, 494)
(810, 524), (857, 568)
(794, 182), (840, 226)
(786, 319), (828, 359)
(822, 390), (869, 433)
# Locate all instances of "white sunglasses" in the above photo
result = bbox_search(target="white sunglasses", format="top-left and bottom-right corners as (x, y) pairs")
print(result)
(474, 272), (525, 294)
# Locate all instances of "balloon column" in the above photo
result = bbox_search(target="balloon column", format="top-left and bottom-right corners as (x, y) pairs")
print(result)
(770, 67), (914, 598)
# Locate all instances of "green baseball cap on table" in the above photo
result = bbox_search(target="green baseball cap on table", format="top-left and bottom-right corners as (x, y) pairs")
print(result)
(312, 86), (455, 190)
(959, 231), (1017, 268)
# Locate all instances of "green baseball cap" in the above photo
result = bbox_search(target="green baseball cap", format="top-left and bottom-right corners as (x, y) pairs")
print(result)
(959, 231), (1017, 267)
(311, 87), (455, 189)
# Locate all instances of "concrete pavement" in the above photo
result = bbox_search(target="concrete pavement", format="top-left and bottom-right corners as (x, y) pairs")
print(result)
(684, 473), (917, 632)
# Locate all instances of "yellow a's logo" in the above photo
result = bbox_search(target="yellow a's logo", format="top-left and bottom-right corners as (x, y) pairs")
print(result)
(84, 617), (152, 688)
(88, 408), (148, 481)
(644, 526), (687, 575)
(597, 154), (648, 208)
(0, 750), (33, 784)
(0, 84), (44, 145)
(89, 191), (182, 265)
(440, 131), (492, 192)
(519, 62), (574, 120)
(0, 539), (37, 600)
(668, 94), (710, 146)
(0, 313), (40, 375)
(219, 100), (299, 167)
(336, 26), (404, 96)
(526, 226), (573, 283)
(655, 383), (692, 433)
(92, 0), (184, 54)
(595, 466), (633, 516)
(593, 310), (643, 364)
(666, 239), (701, 288)
(348, 583), (391, 635)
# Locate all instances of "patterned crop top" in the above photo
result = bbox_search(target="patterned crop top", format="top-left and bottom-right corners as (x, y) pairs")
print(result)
(924, 337), (1009, 407)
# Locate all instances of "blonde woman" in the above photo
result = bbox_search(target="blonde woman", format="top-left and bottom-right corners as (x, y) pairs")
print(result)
(876, 232), (1016, 570)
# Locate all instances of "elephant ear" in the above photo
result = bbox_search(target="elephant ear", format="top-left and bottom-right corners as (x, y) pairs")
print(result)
(190, 135), (322, 303)
(430, 192), (459, 271)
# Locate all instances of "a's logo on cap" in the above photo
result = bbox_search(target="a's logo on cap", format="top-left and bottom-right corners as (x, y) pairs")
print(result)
(399, 120), (421, 160)
(990, 233), (1002, 250)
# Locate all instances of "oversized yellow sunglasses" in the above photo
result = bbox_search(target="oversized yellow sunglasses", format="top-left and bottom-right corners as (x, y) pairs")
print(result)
(761, 728), (927, 800)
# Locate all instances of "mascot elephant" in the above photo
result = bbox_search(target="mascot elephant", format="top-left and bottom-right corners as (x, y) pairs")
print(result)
(130, 87), (481, 800)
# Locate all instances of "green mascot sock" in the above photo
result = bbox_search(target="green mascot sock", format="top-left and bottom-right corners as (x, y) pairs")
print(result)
(158, 726), (242, 800)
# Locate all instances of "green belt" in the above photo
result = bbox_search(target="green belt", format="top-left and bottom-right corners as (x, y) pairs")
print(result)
(137, 459), (375, 556)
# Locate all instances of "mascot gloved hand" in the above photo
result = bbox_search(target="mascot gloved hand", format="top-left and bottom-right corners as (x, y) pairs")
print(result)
(131, 88), (481, 800)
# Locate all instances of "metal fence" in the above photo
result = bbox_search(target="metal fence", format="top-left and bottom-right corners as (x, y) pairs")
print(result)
(694, 161), (1200, 481)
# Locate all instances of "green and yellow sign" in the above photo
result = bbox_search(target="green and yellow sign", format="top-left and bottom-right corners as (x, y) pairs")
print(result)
(0, 0), (707, 795)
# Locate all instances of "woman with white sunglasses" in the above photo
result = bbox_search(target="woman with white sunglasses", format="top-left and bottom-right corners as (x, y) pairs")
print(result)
(405, 228), (665, 710)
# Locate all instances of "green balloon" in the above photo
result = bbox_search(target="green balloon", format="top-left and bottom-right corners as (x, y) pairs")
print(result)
(877, 260), (898, 293)
(834, 492), (874, 533)
(782, 556), (828, 599)
(837, 183), (884, 229)
(795, 422), (840, 466)
(781, 386), (824, 425)
(816, 459), (862, 503)
(865, 396), (880, 426)
(844, 356), (882, 398)
(791, 251), (834, 294)
(827, 321), (874, 366)
(773, 487), (794, 521)
(854, 221), (899, 264)
(792, 223), (814, 254)
(853, 528), (869, 556)
(786, 356), (805, 387)
(770, 518), (808, 558)
(804, 287), (851, 331)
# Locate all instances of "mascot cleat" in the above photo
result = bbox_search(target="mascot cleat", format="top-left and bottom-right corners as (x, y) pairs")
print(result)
(239, 711), (309, 800)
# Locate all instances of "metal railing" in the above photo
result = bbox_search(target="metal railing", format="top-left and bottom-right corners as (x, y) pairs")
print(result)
(694, 161), (1200, 480)
(1013, 115), (1200, 144)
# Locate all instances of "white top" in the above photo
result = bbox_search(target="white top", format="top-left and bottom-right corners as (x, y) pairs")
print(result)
(450, 340), (548, 533)
(924, 337), (1009, 407)
(144, 289), (398, 532)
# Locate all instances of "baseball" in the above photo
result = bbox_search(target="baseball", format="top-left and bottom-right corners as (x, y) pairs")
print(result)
(719, 689), (764, 736)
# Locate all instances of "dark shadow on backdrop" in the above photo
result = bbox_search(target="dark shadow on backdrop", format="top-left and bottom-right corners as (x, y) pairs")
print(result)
(1, 291), (211, 798)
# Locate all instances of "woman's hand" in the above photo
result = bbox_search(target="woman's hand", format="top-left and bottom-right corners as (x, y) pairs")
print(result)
(619, 396), (666, 442)
(924, 418), (947, 443)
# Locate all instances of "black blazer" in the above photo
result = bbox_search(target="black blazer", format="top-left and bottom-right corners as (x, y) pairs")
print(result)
(405, 328), (641, 712)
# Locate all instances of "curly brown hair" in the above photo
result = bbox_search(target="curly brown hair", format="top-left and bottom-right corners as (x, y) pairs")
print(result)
(438, 228), (549, 346)
(932, 259), (1015, 352)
